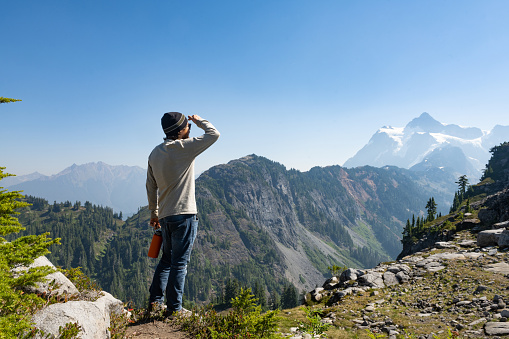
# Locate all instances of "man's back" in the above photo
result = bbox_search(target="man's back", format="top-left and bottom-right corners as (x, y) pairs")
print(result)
(146, 117), (220, 220)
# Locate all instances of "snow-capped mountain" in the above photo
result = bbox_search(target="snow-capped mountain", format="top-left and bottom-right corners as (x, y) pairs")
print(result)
(343, 112), (509, 181)
(6, 162), (147, 216)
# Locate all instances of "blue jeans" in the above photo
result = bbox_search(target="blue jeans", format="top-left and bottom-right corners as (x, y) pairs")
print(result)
(149, 214), (198, 312)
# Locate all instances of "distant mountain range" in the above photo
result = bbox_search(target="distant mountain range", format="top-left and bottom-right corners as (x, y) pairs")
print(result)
(4, 162), (146, 216)
(344, 112), (509, 181)
(7, 112), (506, 220)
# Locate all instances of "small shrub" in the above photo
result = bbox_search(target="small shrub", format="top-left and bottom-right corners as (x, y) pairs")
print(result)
(58, 322), (82, 338)
(175, 288), (281, 338)
(59, 267), (100, 292)
(299, 306), (331, 336)
(327, 265), (347, 277)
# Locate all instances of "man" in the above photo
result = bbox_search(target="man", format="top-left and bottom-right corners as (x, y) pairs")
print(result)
(146, 112), (220, 316)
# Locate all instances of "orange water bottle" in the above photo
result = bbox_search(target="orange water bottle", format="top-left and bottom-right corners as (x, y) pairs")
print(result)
(148, 229), (162, 258)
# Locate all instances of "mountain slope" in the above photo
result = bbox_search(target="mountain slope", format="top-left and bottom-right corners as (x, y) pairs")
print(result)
(13, 154), (457, 307)
(185, 155), (454, 298)
(344, 112), (508, 181)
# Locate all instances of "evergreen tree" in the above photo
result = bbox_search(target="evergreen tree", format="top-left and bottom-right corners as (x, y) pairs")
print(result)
(281, 283), (298, 309)
(268, 290), (280, 310)
(0, 97), (21, 104)
(253, 280), (267, 309)
(425, 197), (437, 222)
(0, 167), (60, 336)
(224, 278), (240, 306)
(456, 175), (469, 196)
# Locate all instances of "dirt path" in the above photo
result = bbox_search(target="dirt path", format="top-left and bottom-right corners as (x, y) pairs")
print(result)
(125, 320), (191, 339)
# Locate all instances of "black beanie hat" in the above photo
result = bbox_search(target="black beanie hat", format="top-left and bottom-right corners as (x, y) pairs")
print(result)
(161, 112), (188, 137)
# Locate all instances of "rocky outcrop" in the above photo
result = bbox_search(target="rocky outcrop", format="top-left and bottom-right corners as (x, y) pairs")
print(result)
(24, 256), (124, 338)
(304, 233), (509, 338)
(14, 256), (79, 296)
(32, 292), (123, 339)
(478, 188), (509, 226)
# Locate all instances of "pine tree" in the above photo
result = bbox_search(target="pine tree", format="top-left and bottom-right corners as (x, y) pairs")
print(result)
(425, 197), (437, 222)
(0, 167), (60, 336)
(456, 175), (469, 197)
(281, 283), (298, 309)
(0, 97), (22, 104)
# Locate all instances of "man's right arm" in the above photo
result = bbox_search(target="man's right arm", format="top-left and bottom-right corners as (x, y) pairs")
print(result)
(186, 115), (220, 156)
(146, 162), (159, 224)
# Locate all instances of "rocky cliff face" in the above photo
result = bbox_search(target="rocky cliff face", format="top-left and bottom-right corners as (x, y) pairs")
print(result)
(187, 155), (455, 295)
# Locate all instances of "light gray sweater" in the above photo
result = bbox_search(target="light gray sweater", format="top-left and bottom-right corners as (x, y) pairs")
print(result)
(146, 118), (220, 220)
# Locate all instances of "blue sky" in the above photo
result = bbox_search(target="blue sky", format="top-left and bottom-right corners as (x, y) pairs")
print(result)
(2, 0), (509, 176)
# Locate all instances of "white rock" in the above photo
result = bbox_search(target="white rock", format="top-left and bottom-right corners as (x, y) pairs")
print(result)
(32, 292), (123, 338)
(13, 256), (79, 296)
(485, 322), (509, 335)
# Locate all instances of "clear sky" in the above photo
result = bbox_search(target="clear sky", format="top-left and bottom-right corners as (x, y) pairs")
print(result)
(2, 1), (509, 176)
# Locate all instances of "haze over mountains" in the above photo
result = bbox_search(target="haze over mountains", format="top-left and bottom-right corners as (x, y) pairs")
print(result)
(6, 113), (507, 217)
(344, 112), (509, 181)
(4, 162), (146, 216)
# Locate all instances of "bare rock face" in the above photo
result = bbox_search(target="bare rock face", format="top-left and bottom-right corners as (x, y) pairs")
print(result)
(478, 188), (509, 226)
(477, 229), (505, 247)
(32, 292), (123, 339)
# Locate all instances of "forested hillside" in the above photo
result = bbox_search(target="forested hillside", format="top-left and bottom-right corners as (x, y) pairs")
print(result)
(12, 154), (455, 308)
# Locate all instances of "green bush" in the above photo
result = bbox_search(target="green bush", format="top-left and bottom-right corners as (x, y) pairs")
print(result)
(0, 167), (60, 337)
(298, 306), (331, 335)
(176, 288), (281, 338)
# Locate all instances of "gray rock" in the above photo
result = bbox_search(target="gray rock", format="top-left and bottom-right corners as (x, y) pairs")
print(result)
(459, 219), (481, 229)
(477, 229), (505, 247)
(428, 252), (466, 260)
(475, 285), (488, 294)
(32, 292), (123, 338)
(387, 264), (411, 274)
(340, 268), (362, 282)
(497, 230), (509, 247)
(383, 271), (399, 286)
(358, 272), (385, 288)
(323, 277), (339, 289)
(486, 262), (509, 275)
(423, 261), (445, 272)
(468, 318), (486, 326)
(478, 208), (500, 226)
(435, 241), (457, 249)
(458, 240), (477, 248)
(365, 305), (375, 312)
(488, 248), (498, 255)
(485, 321), (509, 335)
(393, 271), (408, 283)
(494, 220), (509, 228)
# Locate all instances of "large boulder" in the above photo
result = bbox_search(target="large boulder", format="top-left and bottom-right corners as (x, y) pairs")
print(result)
(13, 256), (79, 296)
(477, 229), (505, 247)
(497, 229), (509, 248)
(358, 272), (384, 289)
(32, 291), (123, 339)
